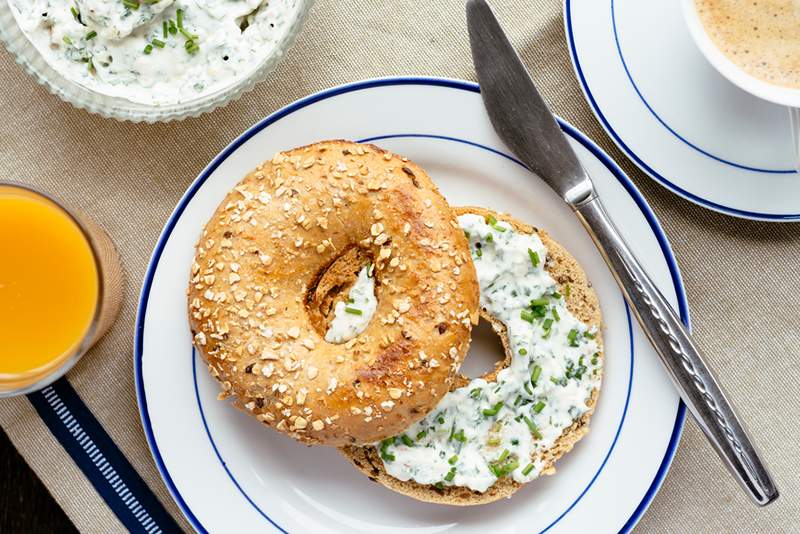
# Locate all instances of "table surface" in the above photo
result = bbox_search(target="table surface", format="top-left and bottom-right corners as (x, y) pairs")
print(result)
(0, 428), (76, 533)
(1, 0), (799, 532)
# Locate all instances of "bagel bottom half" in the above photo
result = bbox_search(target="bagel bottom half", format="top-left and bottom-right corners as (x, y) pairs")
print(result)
(340, 207), (604, 505)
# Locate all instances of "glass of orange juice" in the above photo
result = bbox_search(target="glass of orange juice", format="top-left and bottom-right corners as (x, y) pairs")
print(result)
(0, 183), (123, 396)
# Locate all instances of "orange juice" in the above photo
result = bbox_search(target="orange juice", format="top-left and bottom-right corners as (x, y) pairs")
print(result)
(0, 185), (99, 380)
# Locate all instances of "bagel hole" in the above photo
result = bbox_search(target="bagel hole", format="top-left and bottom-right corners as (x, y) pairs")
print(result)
(305, 246), (377, 340)
(460, 319), (507, 379)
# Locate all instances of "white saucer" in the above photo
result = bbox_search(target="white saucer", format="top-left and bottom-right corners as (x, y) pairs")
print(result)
(135, 77), (687, 533)
(565, 0), (800, 221)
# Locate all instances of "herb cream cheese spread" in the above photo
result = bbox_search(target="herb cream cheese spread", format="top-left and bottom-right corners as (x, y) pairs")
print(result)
(9, 0), (298, 105)
(325, 265), (377, 344)
(377, 214), (602, 493)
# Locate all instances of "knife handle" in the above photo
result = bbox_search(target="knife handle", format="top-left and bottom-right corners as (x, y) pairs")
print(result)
(575, 196), (778, 506)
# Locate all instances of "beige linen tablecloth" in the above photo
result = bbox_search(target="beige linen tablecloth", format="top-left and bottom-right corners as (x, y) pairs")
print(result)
(1, 0), (798, 532)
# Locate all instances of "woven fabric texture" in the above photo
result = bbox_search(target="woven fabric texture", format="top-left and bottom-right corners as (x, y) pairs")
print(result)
(0, 1), (798, 532)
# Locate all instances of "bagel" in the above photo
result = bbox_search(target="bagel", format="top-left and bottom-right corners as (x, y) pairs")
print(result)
(187, 141), (479, 446)
(341, 207), (604, 505)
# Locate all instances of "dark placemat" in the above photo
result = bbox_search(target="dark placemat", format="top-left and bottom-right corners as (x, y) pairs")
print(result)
(1, 427), (77, 533)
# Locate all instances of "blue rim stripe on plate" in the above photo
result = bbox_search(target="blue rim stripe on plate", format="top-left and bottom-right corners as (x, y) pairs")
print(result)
(564, 0), (800, 221)
(134, 77), (688, 533)
(28, 378), (182, 534)
(191, 349), (288, 534)
(191, 132), (639, 534)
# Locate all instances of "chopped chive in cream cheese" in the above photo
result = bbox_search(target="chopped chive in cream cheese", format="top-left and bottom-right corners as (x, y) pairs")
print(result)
(377, 214), (601, 493)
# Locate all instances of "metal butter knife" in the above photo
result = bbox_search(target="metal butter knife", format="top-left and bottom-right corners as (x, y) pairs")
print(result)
(467, 0), (777, 505)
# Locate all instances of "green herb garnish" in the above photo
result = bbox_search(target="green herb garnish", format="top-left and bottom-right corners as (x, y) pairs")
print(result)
(567, 329), (580, 347)
(184, 39), (199, 55)
(542, 318), (554, 339)
(180, 28), (198, 41)
(482, 401), (504, 417)
(531, 365), (542, 386)
(502, 459), (519, 475)
(485, 214), (506, 232)
(523, 415), (542, 439)
(379, 438), (395, 461)
(522, 463), (535, 476)
(529, 300), (548, 319)
(566, 359), (588, 381)
(444, 467), (457, 482)
(528, 248), (540, 267)
(490, 454), (519, 477)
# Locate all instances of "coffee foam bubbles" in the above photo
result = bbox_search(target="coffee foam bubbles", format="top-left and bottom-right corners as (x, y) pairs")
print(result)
(696, 0), (800, 88)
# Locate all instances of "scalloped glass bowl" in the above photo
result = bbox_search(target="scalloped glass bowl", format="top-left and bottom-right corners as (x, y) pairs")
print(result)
(0, 1), (314, 122)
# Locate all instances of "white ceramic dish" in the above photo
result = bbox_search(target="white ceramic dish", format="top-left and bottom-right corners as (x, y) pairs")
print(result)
(0, 0), (313, 123)
(135, 77), (687, 533)
(565, 0), (800, 221)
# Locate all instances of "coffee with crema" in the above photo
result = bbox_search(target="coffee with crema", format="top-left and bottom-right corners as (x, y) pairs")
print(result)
(695, 0), (800, 88)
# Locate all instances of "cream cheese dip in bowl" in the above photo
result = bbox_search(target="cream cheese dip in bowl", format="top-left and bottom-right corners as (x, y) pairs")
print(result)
(0, 0), (312, 122)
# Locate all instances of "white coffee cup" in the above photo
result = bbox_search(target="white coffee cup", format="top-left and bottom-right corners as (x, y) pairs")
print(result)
(681, 0), (800, 166)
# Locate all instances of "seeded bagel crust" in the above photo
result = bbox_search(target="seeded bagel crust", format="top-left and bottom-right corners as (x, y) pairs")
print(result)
(188, 141), (479, 446)
(340, 207), (604, 505)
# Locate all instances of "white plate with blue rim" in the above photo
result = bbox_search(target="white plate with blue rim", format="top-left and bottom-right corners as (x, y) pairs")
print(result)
(565, 0), (800, 221)
(134, 77), (688, 533)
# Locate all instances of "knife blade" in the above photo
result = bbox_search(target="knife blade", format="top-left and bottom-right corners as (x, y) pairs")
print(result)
(467, 0), (590, 206)
(467, 0), (777, 506)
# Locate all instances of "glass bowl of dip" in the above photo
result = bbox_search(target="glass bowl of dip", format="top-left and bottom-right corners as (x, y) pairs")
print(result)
(0, 1), (313, 122)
